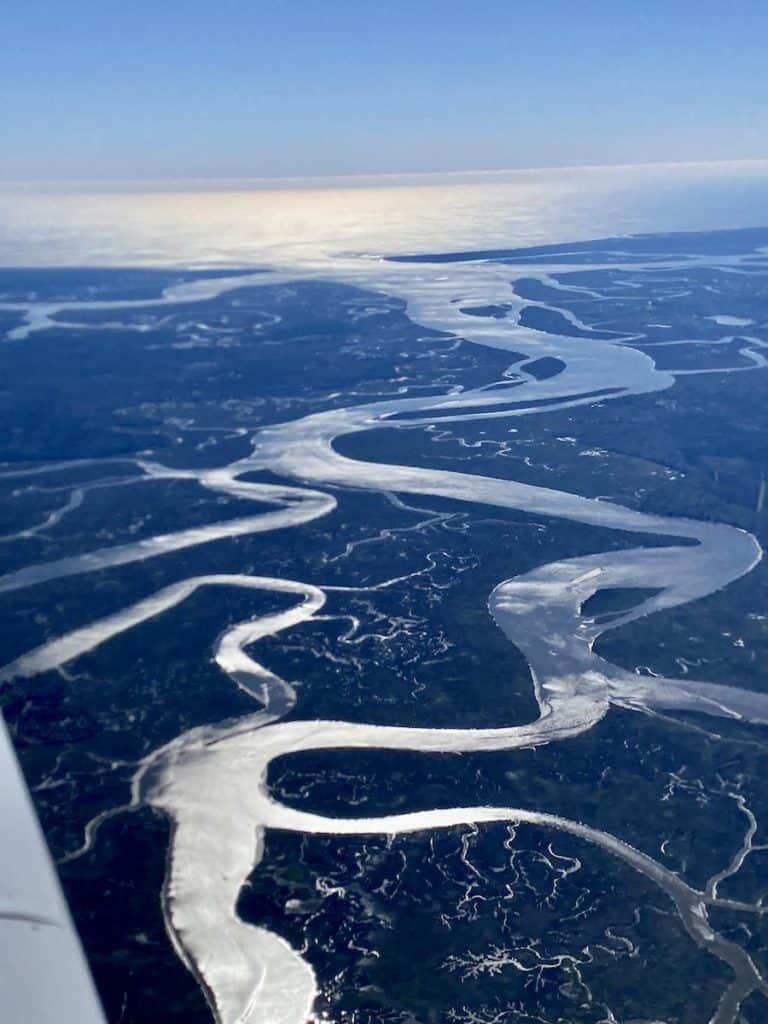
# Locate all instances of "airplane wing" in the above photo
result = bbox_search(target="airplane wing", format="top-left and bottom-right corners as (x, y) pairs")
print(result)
(1, 714), (106, 1022)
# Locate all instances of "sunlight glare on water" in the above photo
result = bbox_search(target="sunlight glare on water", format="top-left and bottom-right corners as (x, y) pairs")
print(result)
(1, 161), (767, 269)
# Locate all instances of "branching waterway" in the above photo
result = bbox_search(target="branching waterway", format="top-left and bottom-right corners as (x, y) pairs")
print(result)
(3, 241), (768, 1023)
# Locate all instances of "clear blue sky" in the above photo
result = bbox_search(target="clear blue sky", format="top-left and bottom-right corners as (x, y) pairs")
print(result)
(2, 0), (767, 181)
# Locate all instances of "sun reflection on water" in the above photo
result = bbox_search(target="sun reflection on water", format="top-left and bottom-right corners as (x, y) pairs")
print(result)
(0, 160), (767, 269)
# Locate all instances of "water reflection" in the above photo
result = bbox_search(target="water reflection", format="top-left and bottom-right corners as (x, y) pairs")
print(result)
(1, 160), (767, 268)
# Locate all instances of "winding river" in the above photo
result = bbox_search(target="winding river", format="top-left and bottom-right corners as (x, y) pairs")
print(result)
(2, 242), (768, 1023)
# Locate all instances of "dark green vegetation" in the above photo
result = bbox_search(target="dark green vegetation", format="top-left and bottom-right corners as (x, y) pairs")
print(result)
(0, 280), (511, 462)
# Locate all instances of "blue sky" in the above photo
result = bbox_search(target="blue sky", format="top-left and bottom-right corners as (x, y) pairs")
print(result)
(2, 0), (767, 181)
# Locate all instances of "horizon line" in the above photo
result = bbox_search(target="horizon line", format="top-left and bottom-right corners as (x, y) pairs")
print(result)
(2, 156), (768, 196)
